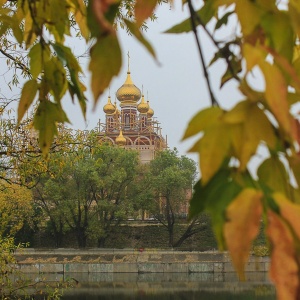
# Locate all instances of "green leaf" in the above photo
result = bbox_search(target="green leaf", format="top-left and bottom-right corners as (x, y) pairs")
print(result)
(124, 19), (156, 59)
(52, 43), (82, 72)
(189, 168), (231, 218)
(44, 58), (68, 101)
(182, 106), (223, 140)
(18, 79), (38, 123)
(52, 42), (86, 115)
(49, 0), (69, 42)
(29, 43), (42, 79)
(33, 101), (69, 155)
(215, 11), (234, 31)
(257, 156), (289, 195)
(261, 11), (294, 62)
(89, 34), (122, 103)
(190, 168), (242, 250)
(220, 56), (242, 87)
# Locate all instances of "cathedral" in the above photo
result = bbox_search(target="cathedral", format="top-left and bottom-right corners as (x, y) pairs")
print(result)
(97, 62), (167, 163)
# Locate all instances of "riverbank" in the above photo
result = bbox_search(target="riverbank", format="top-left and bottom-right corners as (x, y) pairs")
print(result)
(15, 249), (270, 274)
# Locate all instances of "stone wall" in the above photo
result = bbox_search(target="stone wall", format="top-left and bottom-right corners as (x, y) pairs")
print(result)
(15, 249), (269, 274)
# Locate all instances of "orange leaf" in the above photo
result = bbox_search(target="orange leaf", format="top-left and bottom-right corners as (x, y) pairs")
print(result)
(135, 0), (158, 26)
(224, 188), (263, 280)
(273, 193), (300, 240)
(267, 210), (300, 300)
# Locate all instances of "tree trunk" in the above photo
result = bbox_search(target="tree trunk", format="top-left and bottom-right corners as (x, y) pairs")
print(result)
(97, 236), (106, 247)
(76, 228), (87, 248)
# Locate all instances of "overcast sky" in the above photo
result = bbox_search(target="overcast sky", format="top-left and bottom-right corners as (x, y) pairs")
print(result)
(64, 1), (244, 163)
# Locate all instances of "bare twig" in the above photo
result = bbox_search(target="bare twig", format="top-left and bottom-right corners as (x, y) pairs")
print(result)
(187, 0), (219, 107)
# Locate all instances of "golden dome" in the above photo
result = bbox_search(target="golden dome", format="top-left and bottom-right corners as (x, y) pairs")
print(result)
(103, 96), (116, 114)
(137, 95), (149, 113)
(116, 72), (141, 103)
(115, 130), (126, 146)
(147, 101), (154, 118)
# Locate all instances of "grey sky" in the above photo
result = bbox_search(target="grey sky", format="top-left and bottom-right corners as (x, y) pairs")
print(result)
(64, 1), (243, 162)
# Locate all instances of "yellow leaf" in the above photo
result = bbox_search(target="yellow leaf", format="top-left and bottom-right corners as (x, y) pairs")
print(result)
(18, 79), (38, 124)
(267, 210), (299, 300)
(199, 123), (230, 184)
(236, 0), (263, 36)
(182, 106), (223, 140)
(243, 44), (266, 71)
(222, 100), (250, 124)
(74, 0), (89, 40)
(135, 0), (158, 26)
(239, 80), (264, 103)
(224, 188), (263, 280)
(239, 105), (276, 170)
(260, 60), (296, 139)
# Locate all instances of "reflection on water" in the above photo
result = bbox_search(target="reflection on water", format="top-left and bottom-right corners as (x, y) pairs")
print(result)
(34, 272), (275, 300)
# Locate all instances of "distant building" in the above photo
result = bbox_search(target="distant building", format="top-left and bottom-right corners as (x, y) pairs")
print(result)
(97, 61), (167, 163)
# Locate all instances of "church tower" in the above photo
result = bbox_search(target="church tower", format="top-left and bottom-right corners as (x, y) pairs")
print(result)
(97, 56), (167, 163)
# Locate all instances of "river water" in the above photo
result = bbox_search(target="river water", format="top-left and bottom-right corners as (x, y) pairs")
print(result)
(57, 272), (276, 300)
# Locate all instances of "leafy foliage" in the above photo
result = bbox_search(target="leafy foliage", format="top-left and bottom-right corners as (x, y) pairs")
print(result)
(0, 181), (34, 238)
(31, 139), (140, 248)
(140, 148), (198, 247)
(164, 1), (300, 298)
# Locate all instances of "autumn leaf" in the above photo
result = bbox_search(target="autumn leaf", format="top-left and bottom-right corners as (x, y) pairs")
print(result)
(273, 193), (300, 240)
(18, 79), (38, 124)
(235, 0), (263, 36)
(224, 188), (263, 280)
(33, 101), (69, 156)
(259, 60), (296, 140)
(182, 106), (223, 140)
(267, 210), (300, 300)
(135, 0), (158, 26)
(89, 34), (122, 103)
(124, 19), (156, 60)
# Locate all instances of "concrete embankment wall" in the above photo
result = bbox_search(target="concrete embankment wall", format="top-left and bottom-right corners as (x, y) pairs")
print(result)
(15, 249), (270, 274)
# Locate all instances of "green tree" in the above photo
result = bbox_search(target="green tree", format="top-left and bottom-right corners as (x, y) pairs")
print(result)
(143, 149), (198, 247)
(92, 145), (140, 247)
(32, 142), (139, 247)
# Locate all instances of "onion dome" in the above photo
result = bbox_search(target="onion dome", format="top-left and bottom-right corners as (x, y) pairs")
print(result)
(137, 95), (149, 113)
(116, 72), (141, 103)
(103, 96), (116, 115)
(147, 101), (154, 118)
(115, 130), (126, 146)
